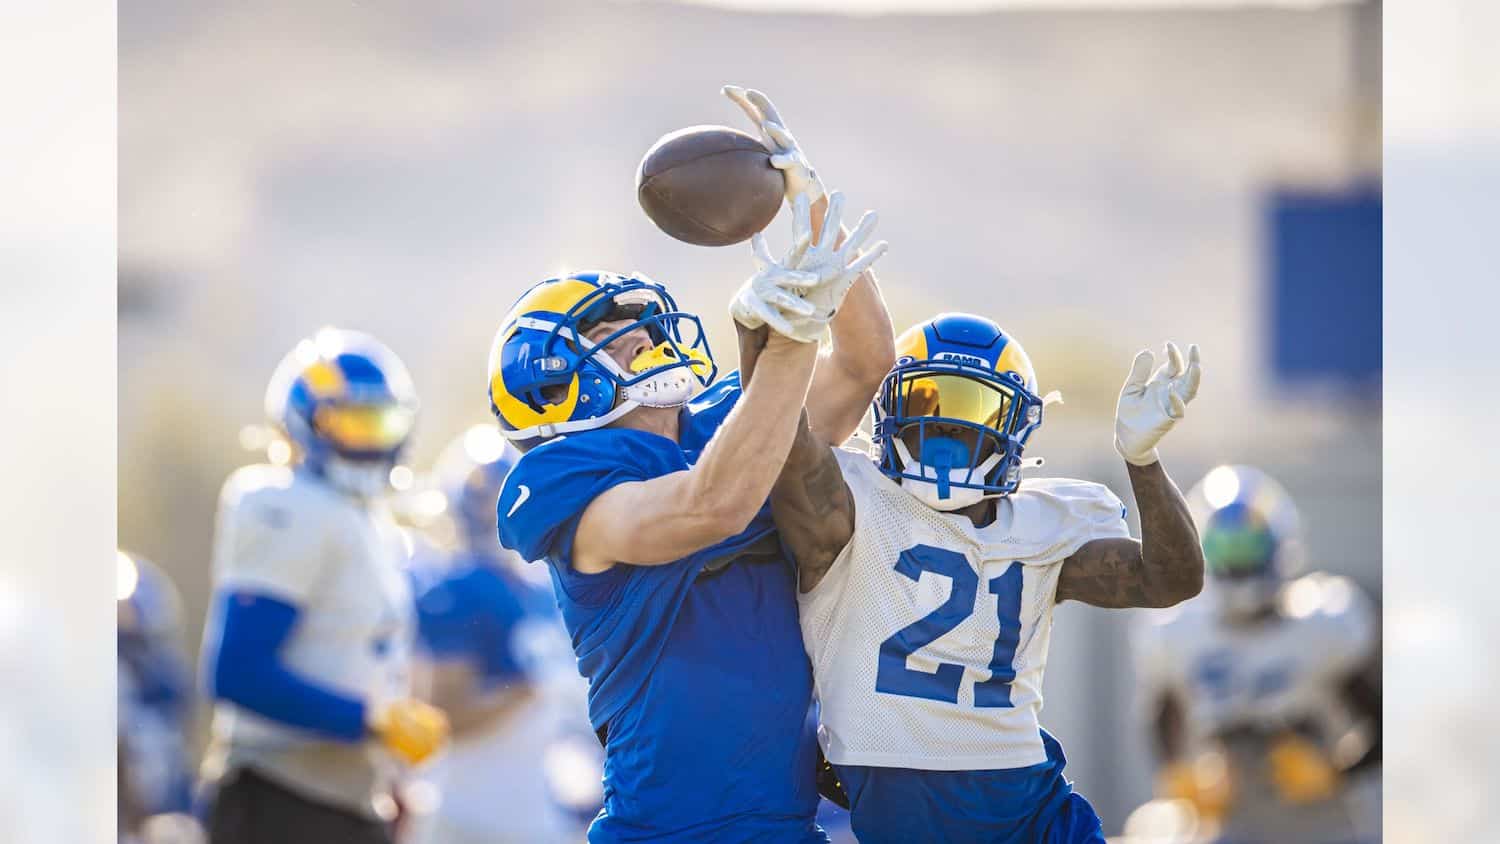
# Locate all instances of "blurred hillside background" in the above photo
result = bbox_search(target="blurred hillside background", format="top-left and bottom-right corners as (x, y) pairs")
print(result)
(119, 0), (1380, 833)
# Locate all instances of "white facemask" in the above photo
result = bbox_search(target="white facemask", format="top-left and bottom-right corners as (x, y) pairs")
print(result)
(1214, 577), (1279, 623)
(890, 439), (1004, 512)
(321, 456), (394, 499)
(622, 367), (698, 408)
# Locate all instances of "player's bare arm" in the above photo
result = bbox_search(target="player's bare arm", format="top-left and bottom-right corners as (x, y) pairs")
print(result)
(572, 330), (820, 574)
(575, 188), (882, 574)
(1058, 342), (1206, 608)
(738, 321), (857, 593)
(724, 85), (895, 445)
(1057, 459), (1205, 607)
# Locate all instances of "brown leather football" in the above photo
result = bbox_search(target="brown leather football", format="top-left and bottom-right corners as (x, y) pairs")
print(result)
(636, 125), (785, 247)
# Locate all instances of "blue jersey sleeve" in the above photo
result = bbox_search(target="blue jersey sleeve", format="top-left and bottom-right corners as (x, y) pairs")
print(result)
(497, 428), (690, 568)
(206, 591), (367, 741)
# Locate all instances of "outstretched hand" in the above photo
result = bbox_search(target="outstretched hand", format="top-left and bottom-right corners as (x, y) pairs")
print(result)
(1114, 342), (1202, 466)
(723, 85), (824, 204)
(729, 191), (887, 343)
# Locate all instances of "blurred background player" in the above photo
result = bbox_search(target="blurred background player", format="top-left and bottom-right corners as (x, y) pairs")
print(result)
(762, 312), (1205, 843)
(118, 550), (204, 843)
(196, 327), (449, 844)
(1133, 465), (1380, 843)
(402, 424), (602, 843)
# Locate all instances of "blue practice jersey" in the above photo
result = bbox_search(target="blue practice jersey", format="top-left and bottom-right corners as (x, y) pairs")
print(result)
(498, 373), (825, 843)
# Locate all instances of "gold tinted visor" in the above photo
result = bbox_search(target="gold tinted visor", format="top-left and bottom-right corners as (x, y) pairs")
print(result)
(313, 403), (416, 452)
(901, 373), (1014, 431)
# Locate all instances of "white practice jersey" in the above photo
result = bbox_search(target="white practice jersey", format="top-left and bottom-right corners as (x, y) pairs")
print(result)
(1134, 573), (1376, 746)
(201, 464), (415, 816)
(1133, 574), (1377, 839)
(799, 448), (1130, 771)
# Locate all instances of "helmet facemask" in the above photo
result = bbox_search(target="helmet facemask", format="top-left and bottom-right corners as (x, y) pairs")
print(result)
(874, 360), (1044, 510)
(493, 275), (717, 445)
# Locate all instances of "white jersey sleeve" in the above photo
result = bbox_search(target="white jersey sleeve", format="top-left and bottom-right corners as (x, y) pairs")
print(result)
(798, 447), (1129, 771)
(212, 464), (334, 603)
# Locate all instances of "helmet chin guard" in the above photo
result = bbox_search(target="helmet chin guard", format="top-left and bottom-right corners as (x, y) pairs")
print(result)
(889, 438), (1003, 511)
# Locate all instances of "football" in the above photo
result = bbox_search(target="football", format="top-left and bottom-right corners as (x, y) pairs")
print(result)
(636, 125), (785, 247)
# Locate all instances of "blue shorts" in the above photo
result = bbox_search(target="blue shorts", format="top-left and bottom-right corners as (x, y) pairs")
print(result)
(835, 731), (1105, 844)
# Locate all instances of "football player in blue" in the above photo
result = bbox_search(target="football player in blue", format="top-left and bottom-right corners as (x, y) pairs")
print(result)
(405, 424), (602, 844)
(757, 311), (1207, 843)
(198, 328), (449, 844)
(117, 549), (203, 842)
(489, 87), (891, 843)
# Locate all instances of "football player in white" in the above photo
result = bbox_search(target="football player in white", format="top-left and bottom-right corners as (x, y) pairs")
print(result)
(736, 311), (1206, 842)
(1133, 465), (1381, 844)
(198, 328), (449, 844)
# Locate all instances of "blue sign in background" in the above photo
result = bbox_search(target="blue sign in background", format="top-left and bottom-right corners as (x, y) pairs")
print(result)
(1266, 183), (1382, 384)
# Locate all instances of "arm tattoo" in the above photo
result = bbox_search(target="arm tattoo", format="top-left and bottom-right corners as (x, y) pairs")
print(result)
(1056, 460), (1205, 608)
(771, 411), (856, 594)
(737, 322), (855, 593)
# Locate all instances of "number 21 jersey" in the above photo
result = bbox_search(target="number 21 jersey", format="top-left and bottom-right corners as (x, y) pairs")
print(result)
(798, 447), (1129, 771)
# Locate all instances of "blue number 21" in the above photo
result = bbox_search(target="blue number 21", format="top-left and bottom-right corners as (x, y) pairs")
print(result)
(875, 544), (1024, 707)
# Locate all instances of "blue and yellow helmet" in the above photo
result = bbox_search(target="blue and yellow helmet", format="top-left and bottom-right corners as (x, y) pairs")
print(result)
(264, 327), (419, 467)
(874, 313), (1045, 500)
(1187, 465), (1301, 583)
(487, 271), (716, 450)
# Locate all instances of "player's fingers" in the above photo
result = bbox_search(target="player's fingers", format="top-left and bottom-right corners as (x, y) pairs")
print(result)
(745, 89), (784, 126)
(818, 191), (846, 250)
(780, 268), (822, 290)
(840, 210), (879, 256)
(1167, 391), (1187, 420)
(765, 288), (816, 317)
(764, 123), (796, 153)
(1165, 341), (1185, 377)
(722, 85), (761, 124)
(844, 240), (889, 277)
(1181, 344), (1203, 401)
(750, 232), (776, 269)
(786, 234), (812, 270)
(755, 296), (797, 338)
(1124, 349), (1155, 389)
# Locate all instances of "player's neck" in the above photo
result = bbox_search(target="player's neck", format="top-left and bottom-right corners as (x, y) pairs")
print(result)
(612, 404), (681, 442)
(957, 498), (997, 528)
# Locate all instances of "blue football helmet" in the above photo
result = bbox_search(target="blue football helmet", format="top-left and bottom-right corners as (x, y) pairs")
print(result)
(874, 313), (1046, 509)
(264, 327), (419, 494)
(487, 271), (716, 450)
(430, 423), (521, 555)
(1186, 465), (1302, 619)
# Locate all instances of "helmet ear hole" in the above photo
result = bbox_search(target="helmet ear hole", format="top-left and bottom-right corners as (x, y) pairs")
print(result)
(524, 383), (569, 412)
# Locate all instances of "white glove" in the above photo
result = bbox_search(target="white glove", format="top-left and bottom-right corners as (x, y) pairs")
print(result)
(730, 192), (887, 343)
(723, 85), (825, 204)
(730, 247), (821, 343)
(1113, 342), (1202, 466)
(787, 190), (885, 321)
